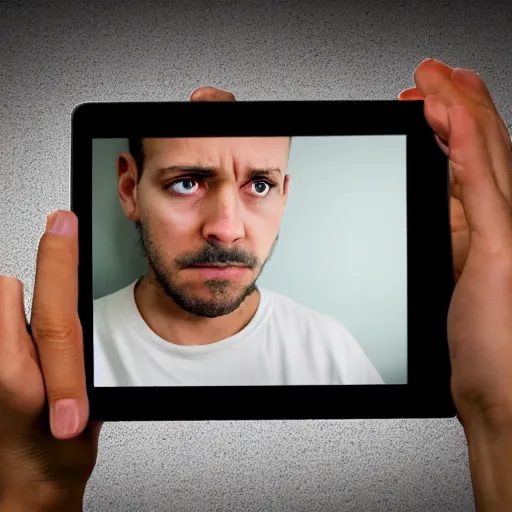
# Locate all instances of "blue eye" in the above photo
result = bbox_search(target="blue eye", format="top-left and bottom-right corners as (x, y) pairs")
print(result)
(251, 181), (271, 196)
(172, 178), (199, 195)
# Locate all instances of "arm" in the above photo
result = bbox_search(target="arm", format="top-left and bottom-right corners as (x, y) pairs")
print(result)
(462, 409), (512, 512)
(401, 59), (512, 510)
(0, 213), (100, 512)
(0, 490), (83, 512)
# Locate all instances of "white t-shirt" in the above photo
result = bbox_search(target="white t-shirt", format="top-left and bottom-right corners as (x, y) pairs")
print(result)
(93, 280), (384, 386)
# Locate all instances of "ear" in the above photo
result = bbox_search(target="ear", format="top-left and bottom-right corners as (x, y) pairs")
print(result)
(117, 152), (140, 222)
(283, 174), (291, 206)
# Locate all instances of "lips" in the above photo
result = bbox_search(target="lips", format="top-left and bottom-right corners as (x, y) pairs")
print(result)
(187, 264), (250, 279)
(190, 263), (246, 268)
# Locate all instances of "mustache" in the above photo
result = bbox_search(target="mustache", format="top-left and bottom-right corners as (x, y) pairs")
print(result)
(175, 243), (259, 269)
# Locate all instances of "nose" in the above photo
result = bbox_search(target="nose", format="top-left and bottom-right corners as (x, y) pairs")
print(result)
(201, 184), (245, 245)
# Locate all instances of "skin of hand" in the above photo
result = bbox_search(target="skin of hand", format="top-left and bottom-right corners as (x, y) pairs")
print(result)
(0, 58), (510, 510)
(0, 91), (228, 511)
(399, 59), (512, 424)
(400, 59), (512, 512)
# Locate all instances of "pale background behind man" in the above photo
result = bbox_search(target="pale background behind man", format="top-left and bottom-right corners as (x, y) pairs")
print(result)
(92, 136), (407, 384)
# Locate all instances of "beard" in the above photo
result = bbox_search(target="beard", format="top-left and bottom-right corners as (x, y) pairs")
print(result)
(135, 221), (278, 318)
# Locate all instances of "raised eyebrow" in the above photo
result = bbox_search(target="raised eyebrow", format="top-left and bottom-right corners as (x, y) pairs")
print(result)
(246, 168), (282, 179)
(156, 166), (282, 179)
(156, 165), (216, 177)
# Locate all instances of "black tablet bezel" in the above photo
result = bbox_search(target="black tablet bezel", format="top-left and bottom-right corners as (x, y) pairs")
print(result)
(71, 100), (456, 422)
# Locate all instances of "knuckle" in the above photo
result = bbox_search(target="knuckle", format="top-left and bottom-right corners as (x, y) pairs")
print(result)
(0, 360), (25, 394)
(31, 318), (77, 344)
(47, 387), (83, 404)
(45, 368), (86, 402)
(0, 361), (43, 414)
(452, 107), (480, 137)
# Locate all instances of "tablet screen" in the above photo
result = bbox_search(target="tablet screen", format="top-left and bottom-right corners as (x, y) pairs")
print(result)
(91, 135), (407, 387)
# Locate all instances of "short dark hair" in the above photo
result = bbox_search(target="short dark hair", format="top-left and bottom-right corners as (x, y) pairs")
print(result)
(128, 136), (292, 181)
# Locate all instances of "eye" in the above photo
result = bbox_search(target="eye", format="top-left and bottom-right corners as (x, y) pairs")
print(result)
(171, 178), (199, 195)
(250, 180), (273, 197)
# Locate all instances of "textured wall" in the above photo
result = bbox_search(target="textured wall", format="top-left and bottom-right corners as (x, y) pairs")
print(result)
(1, 0), (510, 510)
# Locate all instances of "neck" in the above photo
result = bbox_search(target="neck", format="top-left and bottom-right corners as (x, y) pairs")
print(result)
(133, 273), (261, 346)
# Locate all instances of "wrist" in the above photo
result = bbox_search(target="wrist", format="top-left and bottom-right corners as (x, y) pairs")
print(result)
(458, 402), (512, 435)
(458, 404), (512, 512)
(0, 484), (84, 512)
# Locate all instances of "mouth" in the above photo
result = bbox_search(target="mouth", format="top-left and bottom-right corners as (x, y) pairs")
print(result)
(186, 264), (250, 279)
(189, 263), (247, 268)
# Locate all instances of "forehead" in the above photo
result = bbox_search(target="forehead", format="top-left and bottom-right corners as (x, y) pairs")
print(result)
(143, 137), (290, 169)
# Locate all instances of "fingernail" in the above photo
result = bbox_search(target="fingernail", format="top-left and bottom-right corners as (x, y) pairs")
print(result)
(52, 398), (80, 437)
(46, 210), (74, 236)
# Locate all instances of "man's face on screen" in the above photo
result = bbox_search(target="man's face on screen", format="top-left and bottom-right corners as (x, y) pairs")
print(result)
(134, 137), (290, 318)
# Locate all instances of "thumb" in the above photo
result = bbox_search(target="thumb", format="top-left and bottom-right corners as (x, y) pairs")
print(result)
(447, 104), (512, 251)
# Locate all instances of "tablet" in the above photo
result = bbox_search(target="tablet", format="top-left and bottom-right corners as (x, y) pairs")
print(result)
(71, 100), (456, 421)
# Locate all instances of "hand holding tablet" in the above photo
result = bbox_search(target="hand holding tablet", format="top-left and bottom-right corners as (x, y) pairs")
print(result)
(0, 58), (511, 511)
(401, 59), (512, 428)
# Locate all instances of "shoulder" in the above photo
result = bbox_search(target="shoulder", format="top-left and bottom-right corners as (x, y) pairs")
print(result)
(261, 288), (354, 339)
(93, 282), (135, 321)
(261, 288), (383, 384)
(263, 289), (352, 331)
(94, 287), (123, 311)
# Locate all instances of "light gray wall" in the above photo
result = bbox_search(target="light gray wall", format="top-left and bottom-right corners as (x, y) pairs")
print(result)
(92, 136), (407, 384)
(3, 0), (511, 510)
(260, 136), (407, 384)
(92, 138), (147, 299)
